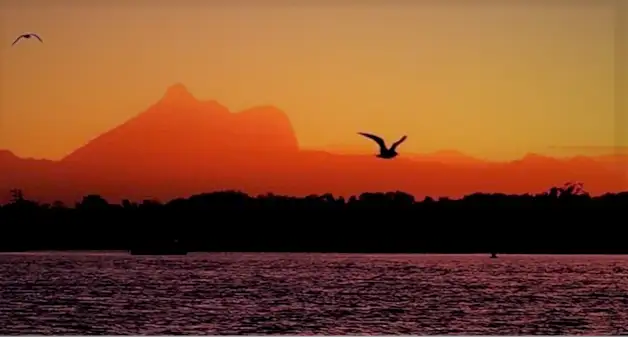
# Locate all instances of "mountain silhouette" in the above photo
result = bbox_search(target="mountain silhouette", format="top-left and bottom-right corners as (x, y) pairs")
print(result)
(0, 84), (626, 203)
(62, 84), (299, 174)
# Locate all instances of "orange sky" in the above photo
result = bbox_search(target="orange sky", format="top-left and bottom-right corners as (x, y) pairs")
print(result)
(0, 0), (624, 161)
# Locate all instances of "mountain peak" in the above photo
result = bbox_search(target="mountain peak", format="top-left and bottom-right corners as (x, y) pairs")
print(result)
(160, 83), (196, 104)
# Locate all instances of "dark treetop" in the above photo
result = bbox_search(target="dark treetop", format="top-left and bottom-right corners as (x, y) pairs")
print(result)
(1, 182), (626, 254)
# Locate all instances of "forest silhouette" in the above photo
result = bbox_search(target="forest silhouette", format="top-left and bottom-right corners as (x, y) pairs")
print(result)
(1, 182), (627, 254)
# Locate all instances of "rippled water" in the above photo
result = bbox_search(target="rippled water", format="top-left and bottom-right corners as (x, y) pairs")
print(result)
(1, 253), (628, 334)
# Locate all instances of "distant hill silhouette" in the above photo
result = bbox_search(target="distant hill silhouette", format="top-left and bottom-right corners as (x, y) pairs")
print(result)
(0, 84), (626, 203)
(0, 150), (57, 199)
(408, 150), (488, 166)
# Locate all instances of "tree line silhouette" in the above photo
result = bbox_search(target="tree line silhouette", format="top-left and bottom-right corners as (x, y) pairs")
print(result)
(1, 182), (626, 254)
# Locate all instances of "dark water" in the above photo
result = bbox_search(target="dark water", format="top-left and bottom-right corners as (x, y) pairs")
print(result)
(1, 253), (628, 335)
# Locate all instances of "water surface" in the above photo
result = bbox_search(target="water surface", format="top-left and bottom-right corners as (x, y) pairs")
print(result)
(0, 252), (627, 334)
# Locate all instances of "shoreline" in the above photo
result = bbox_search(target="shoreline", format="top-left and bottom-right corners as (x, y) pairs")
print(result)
(2, 250), (628, 256)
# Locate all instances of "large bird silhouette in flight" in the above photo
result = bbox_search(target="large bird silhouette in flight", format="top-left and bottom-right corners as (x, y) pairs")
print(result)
(11, 33), (43, 46)
(358, 132), (407, 159)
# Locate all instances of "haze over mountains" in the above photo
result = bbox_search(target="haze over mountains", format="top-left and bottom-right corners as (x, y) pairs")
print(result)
(1, 84), (626, 204)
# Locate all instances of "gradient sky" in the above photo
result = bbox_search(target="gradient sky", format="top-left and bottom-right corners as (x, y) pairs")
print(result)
(0, 0), (622, 160)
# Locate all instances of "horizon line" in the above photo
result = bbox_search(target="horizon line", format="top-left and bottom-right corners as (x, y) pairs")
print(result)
(3, 146), (628, 164)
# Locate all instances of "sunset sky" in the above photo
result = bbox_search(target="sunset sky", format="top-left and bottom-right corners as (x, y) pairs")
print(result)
(0, 0), (623, 161)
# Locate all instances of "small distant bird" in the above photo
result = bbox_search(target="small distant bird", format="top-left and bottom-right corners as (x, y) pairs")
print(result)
(358, 132), (407, 159)
(11, 33), (43, 46)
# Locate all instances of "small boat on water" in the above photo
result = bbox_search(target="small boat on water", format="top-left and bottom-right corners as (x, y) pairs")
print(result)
(130, 248), (188, 256)
(130, 239), (188, 256)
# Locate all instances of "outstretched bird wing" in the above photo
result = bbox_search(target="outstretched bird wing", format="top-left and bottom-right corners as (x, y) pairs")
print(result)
(11, 35), (24, 46)
(390, 135), (407, 151)
(358, 132), (387, 151)
(31, 33), (43, 43)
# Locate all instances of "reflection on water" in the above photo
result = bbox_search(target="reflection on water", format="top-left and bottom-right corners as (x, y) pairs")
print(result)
(0, 252), (627, 334)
